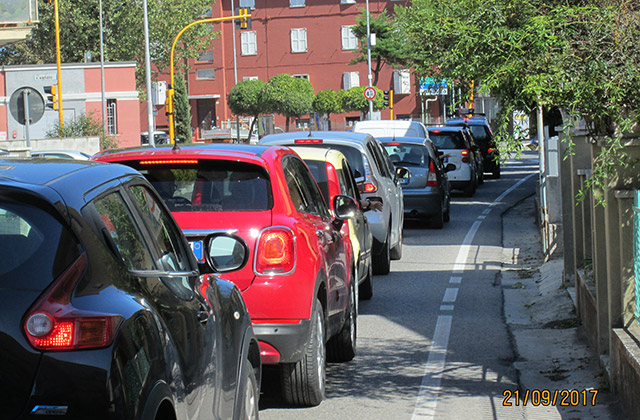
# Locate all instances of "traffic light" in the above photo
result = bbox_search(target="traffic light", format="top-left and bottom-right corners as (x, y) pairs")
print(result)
(383, 90), (393, 109)
(44, 85), (58, 110)
(236, 8), (251, 29)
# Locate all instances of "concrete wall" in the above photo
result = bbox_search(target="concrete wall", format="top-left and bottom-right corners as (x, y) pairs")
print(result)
(2, 137), (101, 156)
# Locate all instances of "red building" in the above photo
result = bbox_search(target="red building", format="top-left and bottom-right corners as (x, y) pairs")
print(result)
(148, 0), (445, 138)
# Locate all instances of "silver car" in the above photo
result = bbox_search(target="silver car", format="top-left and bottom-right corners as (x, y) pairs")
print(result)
(259, 131), (404, 275)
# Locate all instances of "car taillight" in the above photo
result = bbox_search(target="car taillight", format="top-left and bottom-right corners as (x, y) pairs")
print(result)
(362, 182), (377, 193)
(139, 159), (198, 165)
(255, 228), (296, 275)
(386, 142), (401, 146)
(461, 149), (470, 163)
(294, 139), (323, 144)
(488, 148), (494, 153)
(427, 160), (438, 187)
(23, 254), (122, 351)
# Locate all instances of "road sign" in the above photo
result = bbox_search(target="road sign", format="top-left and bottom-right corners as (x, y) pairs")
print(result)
(420, 78), (448, 96)
(363, 86), (377, 101)
(9, 87), (45, 125)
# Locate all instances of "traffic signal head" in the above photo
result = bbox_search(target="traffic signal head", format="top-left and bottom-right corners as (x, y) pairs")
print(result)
(237, 8), (251, 29)
(44, 85), (58, 110)
(383, 90), (390, 107)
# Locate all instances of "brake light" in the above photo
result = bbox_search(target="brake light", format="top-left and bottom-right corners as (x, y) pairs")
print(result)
(255, 228), (296, 275)
(488, 148), (494, 153)
(386, 142), (401, 146)
(431, 130), (442, 133)
(362, 182), (377, 193)
(23, 254), (121, 351)
(294, 139), (323, 144)
(427, 160), (438, 187)
(140, 159), (198, 165)
(461, 149), (470, 163)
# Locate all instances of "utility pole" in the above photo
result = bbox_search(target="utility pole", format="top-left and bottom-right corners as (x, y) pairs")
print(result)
(142, 0), (155, 145)
(365, 0), (373, 120)
(231, 0), (241, 142)
(99, 0), (106, 137)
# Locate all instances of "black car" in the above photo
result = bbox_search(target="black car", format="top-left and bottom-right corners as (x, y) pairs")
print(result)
(0, 159), (261, 420)
(380, 137), (454, 228)
(446, 115), (500, 178)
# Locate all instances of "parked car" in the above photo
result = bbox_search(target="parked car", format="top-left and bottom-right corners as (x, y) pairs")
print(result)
(379, 137), (454, 228)
(93, 143), (359, 407)
(0, 158), (261, 420)
(259, 131), (404, 275)
(141, 130), (171, 145)
(30, 150), (91, 160)
(446, 114), (500, 178)
(427, 126), (479, 196)
(291, 146), (374, 299)
(353, 119), (429, 139)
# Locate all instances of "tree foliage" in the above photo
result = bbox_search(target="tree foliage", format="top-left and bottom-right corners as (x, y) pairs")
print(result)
(228, 79), (268, 142)
(0, 0), (215, 89)
(264, 74), (315, 131)
(313, 89), (345, 116)
(395, 0), (640, 202)
(173, 71), (192, 143)
(350, 9), (407, 86)
(343, 86), (385, 113)
(46, 112), (116, 150)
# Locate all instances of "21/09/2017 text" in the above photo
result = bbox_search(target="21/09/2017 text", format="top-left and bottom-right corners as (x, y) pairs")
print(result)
(502, 389), (598, 406)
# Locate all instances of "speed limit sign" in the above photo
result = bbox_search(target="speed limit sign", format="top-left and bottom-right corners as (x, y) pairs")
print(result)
(363, 87), (377, 100)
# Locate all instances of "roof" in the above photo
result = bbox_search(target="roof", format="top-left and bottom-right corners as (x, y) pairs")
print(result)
(446, 116), (489, 127)
(427, 126), (466, 133)
(260, 131), (372, 145)
(377, 136), (429, 145)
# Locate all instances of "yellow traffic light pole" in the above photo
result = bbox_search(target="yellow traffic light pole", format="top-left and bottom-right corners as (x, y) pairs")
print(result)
(53, 0), (63, 129)
(166, 9), (250, 144)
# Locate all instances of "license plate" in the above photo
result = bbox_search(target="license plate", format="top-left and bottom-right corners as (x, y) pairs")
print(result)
(400, 178), (409, 185)
(189, 240), (204, 262)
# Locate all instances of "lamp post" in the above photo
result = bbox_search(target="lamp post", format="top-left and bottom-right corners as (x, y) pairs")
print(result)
(142, 0), (155, 146)
(99, 0), (106, 136)
(365, 0), (373, 119)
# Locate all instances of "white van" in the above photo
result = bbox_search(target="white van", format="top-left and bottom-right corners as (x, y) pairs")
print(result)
(353, 120), (428, 139)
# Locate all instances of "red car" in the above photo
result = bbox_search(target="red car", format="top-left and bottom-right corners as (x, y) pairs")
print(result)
(94, 144), (358, 406)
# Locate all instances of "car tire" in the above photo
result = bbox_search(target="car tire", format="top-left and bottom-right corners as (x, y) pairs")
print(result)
(478, 169), (484, 185)
(359, 261), (373, 300)
(443, 198), (451, 223)
(463, 178), (476, 197)
(493, 165), (501, 179)
(327, 281), (357, 363)
(374, 236), (391, 275)
(431, 203), (444, 229)
(280, 299), (325, 407)
(390, 226), (402, 261)
(239, 359), (259, 420)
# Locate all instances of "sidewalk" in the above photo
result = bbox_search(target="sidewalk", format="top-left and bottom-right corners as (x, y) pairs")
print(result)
(501, 196), (627, 419)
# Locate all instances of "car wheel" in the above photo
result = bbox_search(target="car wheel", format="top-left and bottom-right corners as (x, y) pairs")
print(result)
(463, 178), (476, 197)
(443, 199), (451, 223)
(431, 202), (444, 229)
(374, 236), (391, 275)
(327, 281), (357, 362)
(478, 169), (484, 185)
(493, 165), (501, 179)
(280, 299), (325, 406)
(390, 226), (402, 261)
(239, 359), (259, 420)
(359, 261), (373, 300)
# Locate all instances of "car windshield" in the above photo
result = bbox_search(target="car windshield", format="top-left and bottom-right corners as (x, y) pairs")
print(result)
(429, 132), (466, 149)
(469, 125), (490, 142)
(0, 200), (82, 288)
(130, 160), (273, 212)
(383, 144), (428, 166)
(294, 144), (365, 179)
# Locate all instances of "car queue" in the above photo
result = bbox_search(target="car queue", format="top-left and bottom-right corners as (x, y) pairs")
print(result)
(0, 114), (497, 419)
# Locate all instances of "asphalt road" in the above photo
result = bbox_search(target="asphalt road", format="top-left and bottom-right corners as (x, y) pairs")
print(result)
(259, 152), (541, 420)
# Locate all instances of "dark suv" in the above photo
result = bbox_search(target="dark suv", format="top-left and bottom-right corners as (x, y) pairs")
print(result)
(0, 159), (260, 420)
(446, 114), (500, 178)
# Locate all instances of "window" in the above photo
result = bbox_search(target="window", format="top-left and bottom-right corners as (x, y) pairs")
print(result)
(241, 31), (257, 55)
(197, 52), (213, 63)
(343, 72), (360, 90)
(291, 28), (307, 53)
(293, 74), (309, 80)
(196, 69), (215, 80)
(239, 0), (255, 8)
(341, 26), (358, 50)
(290, 0), (305, 7)
(107, 99), (117, 135)
(94, 192), (154, 271)
(243, 76), (259, 81)
(341, 0), (356, 3)
(283, 156), (327, 217)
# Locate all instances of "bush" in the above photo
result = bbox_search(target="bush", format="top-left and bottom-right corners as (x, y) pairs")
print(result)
(46, 112), (117, 150)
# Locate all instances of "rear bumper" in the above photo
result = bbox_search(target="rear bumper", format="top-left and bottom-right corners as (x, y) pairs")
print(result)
(450, 180), (473, 190)
(402, 190), (441, 218)
(253, 319), (312, 364)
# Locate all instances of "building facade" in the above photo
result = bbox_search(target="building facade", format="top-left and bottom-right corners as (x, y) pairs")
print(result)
(149, 0), (449, 138)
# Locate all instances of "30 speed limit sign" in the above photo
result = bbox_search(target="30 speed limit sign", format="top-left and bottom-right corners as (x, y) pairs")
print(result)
(363, 87), (377, 100)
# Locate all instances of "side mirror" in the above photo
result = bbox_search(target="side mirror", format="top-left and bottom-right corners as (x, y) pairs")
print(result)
(204, 233), (249, 273)
(395, 167), (409, 179)
(333, 195), (358, 220)
(445, 163), (456, 173)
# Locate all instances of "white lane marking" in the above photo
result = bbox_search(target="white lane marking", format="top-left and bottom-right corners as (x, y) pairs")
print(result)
(442, 288), (459, 303)
(440, 305), (454, 311)
(478, 215), (486, 220)
(449, 276), (462, 284)
(411, 172), (537, 420)
(411, 315), (453, 420)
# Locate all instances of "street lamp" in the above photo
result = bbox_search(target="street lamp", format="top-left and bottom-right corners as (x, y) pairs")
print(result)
(365, 0), (373, 119)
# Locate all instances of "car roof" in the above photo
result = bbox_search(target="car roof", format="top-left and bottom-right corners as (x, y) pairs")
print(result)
(94, 143), (291, 165)
(378, 136), (429, 145)
(427, 126), (466, 133)
(260, 131), (373, 146)
(446, 116), (489, 126)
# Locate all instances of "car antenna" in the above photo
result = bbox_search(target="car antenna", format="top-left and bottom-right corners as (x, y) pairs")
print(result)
(172, 139), (181, 151)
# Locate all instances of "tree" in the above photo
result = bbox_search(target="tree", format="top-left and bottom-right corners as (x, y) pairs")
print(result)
(313, 89), (345, 128)
(173, 72), (192, 143)
(228, 79), (268, 143)
(264, 74), (315, 132)
(343, 86), (385, 114)
(350, 9), (407, 87)
(0, 0), (215, 89)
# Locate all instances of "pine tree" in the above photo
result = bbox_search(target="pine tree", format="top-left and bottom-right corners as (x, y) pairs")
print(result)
(174, 72), (192, 143)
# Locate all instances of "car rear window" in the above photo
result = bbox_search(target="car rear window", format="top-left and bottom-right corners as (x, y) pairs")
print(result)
(0, 200), (82, 289)
(429, 132), (466, 149)
(296, 144), (365, 179)
(383, 144), (429, 166)
(469, 125), (492, 144)
(131, 160), (272, 212)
